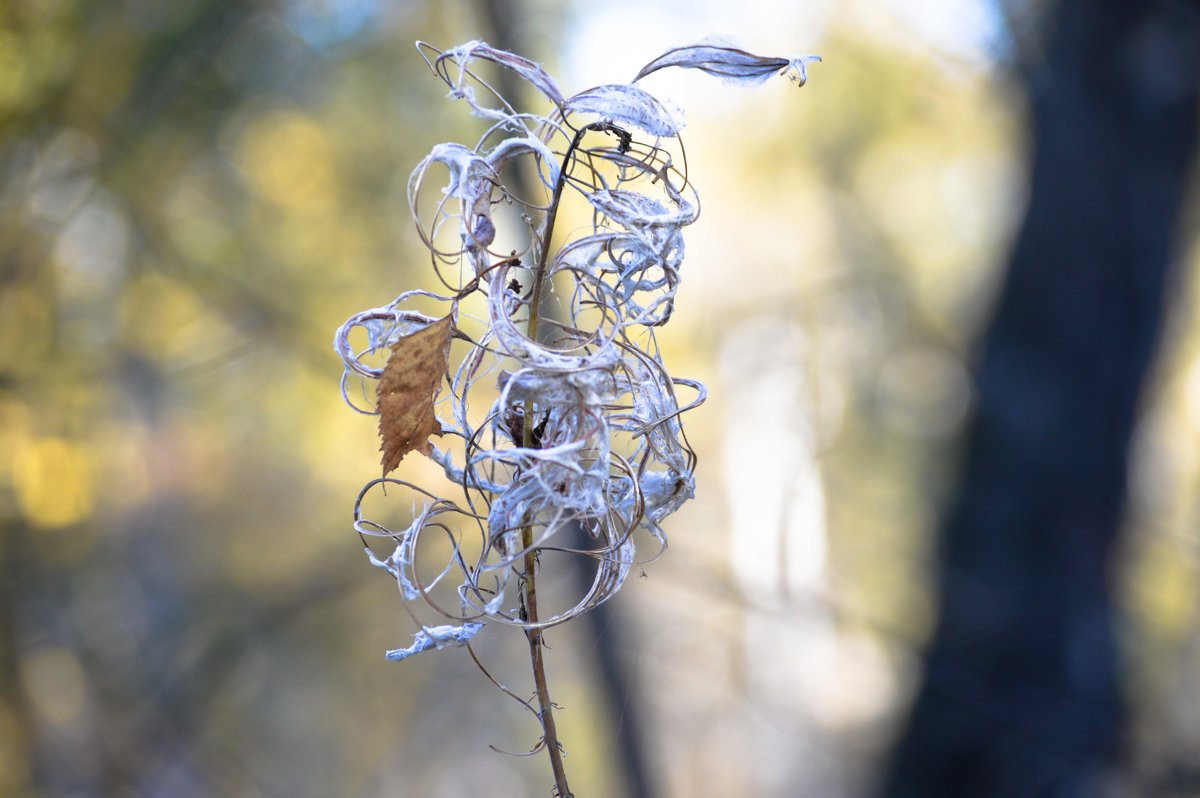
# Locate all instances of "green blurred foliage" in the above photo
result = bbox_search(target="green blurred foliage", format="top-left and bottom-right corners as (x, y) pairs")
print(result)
(0, 2), (543, 795)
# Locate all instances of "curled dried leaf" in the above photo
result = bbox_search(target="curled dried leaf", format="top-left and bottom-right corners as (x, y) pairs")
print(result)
(634, 43), (821, 87)
(418, 40), (566, 120)
(566, 84), (683, 137)
(377, 314), (455, 474)
(384, 622), (484, 662)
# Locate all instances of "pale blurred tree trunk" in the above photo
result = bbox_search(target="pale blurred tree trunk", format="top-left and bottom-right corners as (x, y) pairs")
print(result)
(877, 0), (1200, 796)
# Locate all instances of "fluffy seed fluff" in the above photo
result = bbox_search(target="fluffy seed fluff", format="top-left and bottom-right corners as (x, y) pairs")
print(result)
(334, 39), (818, 660)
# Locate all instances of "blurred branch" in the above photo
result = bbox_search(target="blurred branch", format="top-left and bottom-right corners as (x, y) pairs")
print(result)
(103, 0), (261, 158)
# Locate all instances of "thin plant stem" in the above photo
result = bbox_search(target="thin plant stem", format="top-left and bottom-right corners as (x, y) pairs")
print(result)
(518, 419), (570, 796)
(516, 124), (613, 798)
(527, 122), (624, 344)
(520, 541), (572, 797)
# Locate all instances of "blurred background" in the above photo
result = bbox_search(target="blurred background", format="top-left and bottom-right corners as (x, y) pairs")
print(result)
(2, 0), (1199, 796)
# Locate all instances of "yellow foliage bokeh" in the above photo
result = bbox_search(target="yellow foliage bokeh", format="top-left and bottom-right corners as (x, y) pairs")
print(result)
(236, 109), (339, 212)
(12, 437), (95, 528)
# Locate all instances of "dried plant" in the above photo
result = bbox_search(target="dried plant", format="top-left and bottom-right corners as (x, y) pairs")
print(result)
(334, 39), (817, 796)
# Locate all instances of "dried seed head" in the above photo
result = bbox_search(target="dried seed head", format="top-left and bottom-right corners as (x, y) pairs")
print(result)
(336, 38), (815, 659)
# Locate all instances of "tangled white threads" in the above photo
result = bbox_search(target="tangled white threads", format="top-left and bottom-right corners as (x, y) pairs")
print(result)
(335, 40), (817, 659)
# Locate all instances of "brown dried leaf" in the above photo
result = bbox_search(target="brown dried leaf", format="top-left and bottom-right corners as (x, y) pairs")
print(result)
(377, 315), (454, 475)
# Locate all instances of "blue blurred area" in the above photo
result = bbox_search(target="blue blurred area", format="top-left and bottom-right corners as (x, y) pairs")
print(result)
(283, 0), (381, 51)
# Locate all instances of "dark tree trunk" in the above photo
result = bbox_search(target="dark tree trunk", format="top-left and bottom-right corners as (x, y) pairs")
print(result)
(877, 1), (1200, 796)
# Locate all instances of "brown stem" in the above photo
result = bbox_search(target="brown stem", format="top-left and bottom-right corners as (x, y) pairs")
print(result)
(520, 541), (572, 797)
(519, 408), (570, 797)
(527, 121), (626, 344)
(518, 121), (628, 798)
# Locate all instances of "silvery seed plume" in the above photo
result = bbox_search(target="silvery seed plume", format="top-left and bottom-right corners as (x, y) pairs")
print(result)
(334, 39), (817, 660)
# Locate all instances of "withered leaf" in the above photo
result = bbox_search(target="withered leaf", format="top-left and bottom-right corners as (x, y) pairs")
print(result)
(634, 44), (820, 87)
(377, 315), (454, 474)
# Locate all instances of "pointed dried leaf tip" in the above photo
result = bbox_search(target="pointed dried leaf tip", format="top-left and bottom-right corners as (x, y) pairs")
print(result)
(377, 314), (454, 474)
(634, 44), (821, 87)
